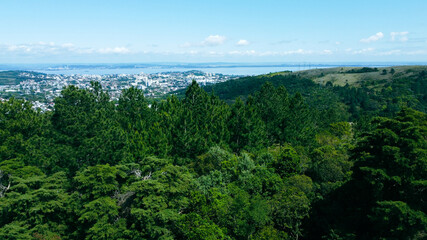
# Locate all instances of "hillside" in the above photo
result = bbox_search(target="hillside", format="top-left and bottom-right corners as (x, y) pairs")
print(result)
(171, 66), (427, 120)
(181, 66), (426, 100)
(0, 71), (24, 85)
(0, 70), (47, 85)
(296, 65), (427, 86)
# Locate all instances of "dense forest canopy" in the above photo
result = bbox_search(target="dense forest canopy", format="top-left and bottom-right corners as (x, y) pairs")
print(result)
(0, 67), (426, 239)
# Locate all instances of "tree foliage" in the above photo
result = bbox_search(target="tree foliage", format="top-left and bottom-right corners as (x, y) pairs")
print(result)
(0, 75), (425, 239)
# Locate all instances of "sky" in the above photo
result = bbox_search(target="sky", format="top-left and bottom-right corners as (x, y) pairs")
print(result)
(1, 0), (427, 63)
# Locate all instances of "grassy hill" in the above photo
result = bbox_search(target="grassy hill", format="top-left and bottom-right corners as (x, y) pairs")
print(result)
(0, 71), (24, 85)
(0, 70), (47, 85)
(294, 65), (427, 87)
(181, 66), (426, 100)
(172, 65), (427, 120)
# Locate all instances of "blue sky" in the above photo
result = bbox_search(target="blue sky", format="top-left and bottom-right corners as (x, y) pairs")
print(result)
(1, 0), (427, 63)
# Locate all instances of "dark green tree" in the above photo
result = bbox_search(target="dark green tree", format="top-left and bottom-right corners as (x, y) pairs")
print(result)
(173, 81), (230, 157)
(228, 97), (267, 152)
(310, 108), (427, 239)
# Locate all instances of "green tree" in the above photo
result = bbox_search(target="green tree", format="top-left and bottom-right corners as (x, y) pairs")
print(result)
(310, 108), (427, 239)
(128, 162), (194, 239)
(78, 197), (123, 240)
(271, 184), (311, 239)
(176, 213), (229, 240)
(270, 145), (301, 178)
(74, 164), (119, 200)
(52, 82), (129, 169)
(228, 97), (267, 152)
(173, 81), (230, 157)
(117, 87), (151, 127)
(251, 82), (316, 145)
(0, 172), (69, 239)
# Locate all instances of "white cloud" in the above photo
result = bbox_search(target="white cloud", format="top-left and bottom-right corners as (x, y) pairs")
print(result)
(353, 48), (375, 54)
(1, 42), (131, 55)
(61, 43), (75, 48)
(202, 35), (226, 46)
(259, 51), (276, 56)
(223, 49), (316, 57)
(181, 35), (227, 48)
(229, 50), (256, 55)
(8, 44), (32, 52)
(207, 51), (225, 56)
(404, 50), (427, 55)
(272, 39), (296, 45)
(141, 49), (424, 57)
(391, 32), (409, 42)
(282, 49), (313, 55)
(375, 49), (427, 56)
(180, 42), (192, 48)
(6, 42), (59, 53)
(236, 39), (250, 46)
(97, 47), (130, 54)
(226, 49), (306, 56)
(360, 32), (384, 43)
(378, 50), (401, 56)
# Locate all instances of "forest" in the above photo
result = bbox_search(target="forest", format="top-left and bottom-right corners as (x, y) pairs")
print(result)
(0, 68), (426, 239)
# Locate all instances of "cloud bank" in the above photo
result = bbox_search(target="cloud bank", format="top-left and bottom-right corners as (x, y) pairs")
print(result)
(360, 32), (384, 43)
(202, 35), (226, 46)
(391, 32), (409, 42)
(2, 42), (130, 55)
(236, 39), (250, 46)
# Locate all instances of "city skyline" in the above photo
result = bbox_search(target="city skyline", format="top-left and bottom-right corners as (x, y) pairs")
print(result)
(1, 0), (427, 63)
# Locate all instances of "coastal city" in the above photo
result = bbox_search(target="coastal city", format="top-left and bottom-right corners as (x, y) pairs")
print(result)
(0, 70), (237, 111)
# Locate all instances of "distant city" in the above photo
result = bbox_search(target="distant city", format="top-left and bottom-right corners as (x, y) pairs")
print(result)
(0, 70), (236, 111)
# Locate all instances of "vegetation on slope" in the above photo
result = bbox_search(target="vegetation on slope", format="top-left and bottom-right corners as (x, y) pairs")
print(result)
(177, 66), (427, 120)
(0, 71), (47, 85)
(0, 66), (426, 239)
